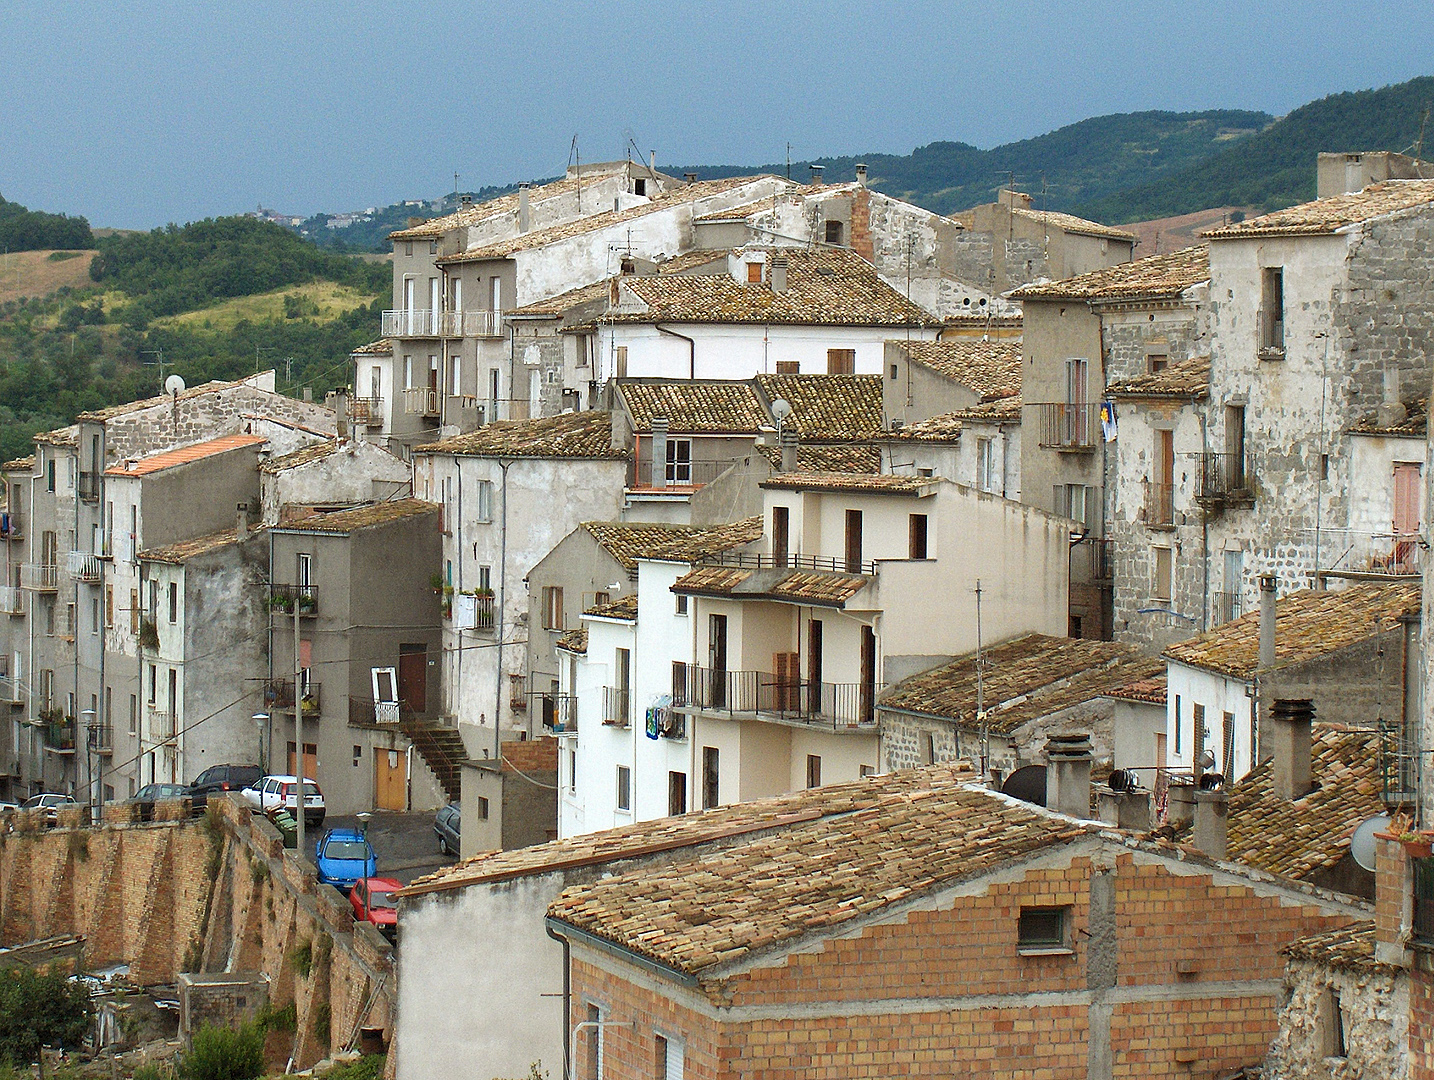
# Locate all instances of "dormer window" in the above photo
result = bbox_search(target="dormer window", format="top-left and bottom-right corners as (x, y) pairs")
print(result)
(746, 262), (762, 284)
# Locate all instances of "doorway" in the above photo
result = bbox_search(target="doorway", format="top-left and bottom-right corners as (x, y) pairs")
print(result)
(398, 645), (427, 715)
(708, 614), (727, 707)
(374, 747), (406, 811)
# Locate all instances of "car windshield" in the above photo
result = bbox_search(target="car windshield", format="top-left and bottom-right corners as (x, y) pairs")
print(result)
(367, 890), (395, 910)
(324, 841), (370, 860)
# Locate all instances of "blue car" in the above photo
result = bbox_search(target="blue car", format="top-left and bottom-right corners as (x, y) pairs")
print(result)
(315, 828), (377, 889)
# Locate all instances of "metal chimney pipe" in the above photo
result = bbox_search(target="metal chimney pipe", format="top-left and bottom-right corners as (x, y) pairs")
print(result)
(1259, 574), (1277, 670)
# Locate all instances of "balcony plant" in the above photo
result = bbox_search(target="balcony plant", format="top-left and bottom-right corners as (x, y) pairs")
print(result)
(297, 592), (317, 615)
(270, 593), (296, 614)
(138, 617), (160, 651)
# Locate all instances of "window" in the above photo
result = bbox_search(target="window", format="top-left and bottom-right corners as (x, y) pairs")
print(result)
(977, 438), (998, 492)
(168, 582), (177, 623)
(1193, 703), (1207, 766)
(1260, 266), (1285, 353)
(702, 746), (719, 810)
(1174, 694), (1182, 756)
(1152, 547), (1173, 601)
(592, 591), (610, 608)
(43, 597), (55, 637)
(1320, 988), (1347, 1059)
(90, 595), (100, 635)
(827, 348), (856, 375)
(130, 589), (139, 634)
(665, 439), (692, 484)
(844, 509), (863, 572)
(775, 360), (800, 374)
(429, 277), (440, 314)
(1147, 352), (1168, 374)
(448, 276), (461, 310)
(575, 335), (589, 368)
(404, 241), (413, 257)
(1018, 906), (1070, 952)
(585, 1004), (602, 1080)
(449, 354), (461, 395)
(476, 480), (493, 523)
(403, 355), (414, 389)
(806, 754), (822, 789)
(148, 663), (156, 704)
(541, 586), (564, 631)
(1053, 484), (1093, 527)
(746, 261), (762, 283)
(633, 177), (646, 196)
(47, 459), (55, 492)
(476, 796), (489, 820)
(489, 277), (502, 312)
(615, 346), (628, 379)
(567, 744), (576, 792)
(128, 695), (137, 736)
(654, 1035), (668, 1080)
(668, 771), (687, 815)
(1222, 711), (1235, 776)
(824, 220), (843, 245)
(353, 745), (362, 766)
(674, 594), (688, 616)
(616, 765), (631, 811)
(908, 513), (928, 559)
(919, 732), (935, 766)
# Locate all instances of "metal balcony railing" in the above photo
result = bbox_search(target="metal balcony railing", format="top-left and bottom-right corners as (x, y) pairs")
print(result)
(20, 564), (59, 591)
(1196, 452), (1257, 508)
(1380, 721), (1418, 807)
(0, 676), (21, 704)
(453, 592), (496, 633)
(349, 397), (384, 425)
(602, 686), (631, 727)
(1415, 857), (1434, 946)
(672, 665), (878, 728)
(0, 587), (22, 615)
(67, 551), (102, 583)
(403, 387), (441, 416)
(78, 470), (101, 504)
(1036, 403), (1099, 451)
(269, 584), (318, 616)
(1212, 591), (1243, 627)
(532, 692), (578, 732)
(89, 724), (113, 755)
(629, 458), (739, 490)
(350, 698), (414, 726)
(42, 719), (76, 751)
(1144, 481), (1175, 529)
(1312, 528), (1425, 580)
(265, 679), (321, 718)
(148, 708), (176, 741)
(440, 310), (504, 338)
(381, 309), (441, 337)
(0, 510), (22, 540)
(696, 551), (877, 576)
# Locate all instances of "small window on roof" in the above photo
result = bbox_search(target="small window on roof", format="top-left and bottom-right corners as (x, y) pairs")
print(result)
(746, 262), (762, 284)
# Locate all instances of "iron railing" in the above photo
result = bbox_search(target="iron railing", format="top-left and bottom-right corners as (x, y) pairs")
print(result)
(1212, 591), (1243, 627)
(67, 551), (102, 583)
(1144, 481), (1175, 529)
(1036, 403), (1099, 450)
(532, 692), (578, 732)
(269, 584), (319, 616)
(440, 310), (504, 338)
(1312, 528), (1424, 579)
(629, 458), (739, 490)
(403, 387), (441, 416)
(0, 587), (22, 615)
(696, 551), (877, 576)
(1380, 721), (1419, 807)
(672, 665), (878, 728)
(1197, 452), (1257, 507)
(602, 686), (631, 727)
(350, 698), (414, 726)
(148, 709), (176, 740)
(453, 593), (496, 632)
(20, 564), (58, 591)
(265, 679), (321, 718)
(89, 724), (113, 754)
(349, 397), (384, 425)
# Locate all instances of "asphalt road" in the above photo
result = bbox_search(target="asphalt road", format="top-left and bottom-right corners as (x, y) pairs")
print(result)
(301, 809), (457, 886)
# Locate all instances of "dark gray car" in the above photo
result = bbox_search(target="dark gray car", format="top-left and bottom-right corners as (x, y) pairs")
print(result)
(434, 802), (460, 855)
(188, 764), (263, 808)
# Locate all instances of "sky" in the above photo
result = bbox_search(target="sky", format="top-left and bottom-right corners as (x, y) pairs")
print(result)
(3, 1), (1431, 230)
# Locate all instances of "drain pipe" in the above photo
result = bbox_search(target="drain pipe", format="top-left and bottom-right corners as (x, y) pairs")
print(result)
(655, 325), (696, 379)
(494, 459), (512, 762)
(545, 923), (572, 1080)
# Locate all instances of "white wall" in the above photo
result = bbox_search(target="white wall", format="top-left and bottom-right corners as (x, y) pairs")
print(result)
(1165, 661), (1255, 779)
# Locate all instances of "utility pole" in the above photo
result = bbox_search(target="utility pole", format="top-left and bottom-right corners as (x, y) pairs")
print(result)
(294, 598), (304, 857)
(975, 579), (988, 784)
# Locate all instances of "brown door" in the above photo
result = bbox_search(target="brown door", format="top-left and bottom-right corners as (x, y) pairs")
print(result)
(708, 615), (727, 708)
(806, 620), (823, 716)
(398, 646), (427, 714)
(286, 741), (318, 781)
(772, 506), (789, 568)
(374, 747), (407, 811)
(860, 626), (876, 724)
(845, 510), (863, 572)
(773, 652), (799, 712)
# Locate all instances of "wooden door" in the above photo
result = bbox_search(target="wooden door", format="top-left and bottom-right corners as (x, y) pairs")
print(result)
(772, 506), (789, 568)
(1394, 463), (1421, 570)
(860, 626), (876, 724)
(806, 619), (823, 715)
(374, 748), (407, 811)
(708, 615), (727, 707)
(773, 652), (799, 712)
(286, 741), (318, 781)
(844, 510), (863, 572)
(398, 647), (427, 714)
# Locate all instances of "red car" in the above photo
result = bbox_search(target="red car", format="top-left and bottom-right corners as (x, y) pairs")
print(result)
(350, 877), (402, 939)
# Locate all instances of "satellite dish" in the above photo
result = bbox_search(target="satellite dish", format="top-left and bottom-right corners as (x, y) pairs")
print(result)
(1350, 814), (1391, 873)
(1001, 764), (1047, 807)
(771, 398), (793, 424)
(164, 374), (186, 397)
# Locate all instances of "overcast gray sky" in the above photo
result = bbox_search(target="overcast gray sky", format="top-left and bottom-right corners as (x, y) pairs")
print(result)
(3, 0), (1430, 229)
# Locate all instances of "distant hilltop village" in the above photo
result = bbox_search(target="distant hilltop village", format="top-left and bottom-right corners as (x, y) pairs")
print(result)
(4, 147), (1434, 1080)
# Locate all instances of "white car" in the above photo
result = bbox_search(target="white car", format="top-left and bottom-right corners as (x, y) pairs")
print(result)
(241, 775), (326, 827)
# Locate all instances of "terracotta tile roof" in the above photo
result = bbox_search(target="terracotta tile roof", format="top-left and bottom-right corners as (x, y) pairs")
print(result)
(606, 247), (933, 328)
(585, 593), (639, 620)
(388, 175), (591, 240)
(76, 378), (254, 423)
(754, 374), (886, 439)
(104, 434), (266, 477)
(34, 425), (78, 447)
(769, 570), (869, 605)
(887, 413), (964, 441)
(259, 440), (338, 474)
(890, 340), (1021, 400)
(953, 396), (1022, 423)
(655, 249), (735, 274)
(2, 456), (35, 472)
(617, 381), (769, 434)
(1011, 245), (1209, 302)
(1107, 355), (1211, 399)
(555, 626), (588, 655)
(1350, 400), (1428, 438)
(942, 313), (1022, 329)
(351, 338), (393, 356)
(547, 779), (1090, 977)
(670, 564), (869, 608)
(507, 279), (612, 318)
(1010, 205), (1138, 243)
(648, 517), (764, 564)
(1163, 581), (1421, 680)
(880, 634), (1164, 736)
(438, 178), (781, 262)
(140, 528), (257, 565)
(275, 498), (439, 534)
(670, 564), (753, 594)
(1284, 921), (1395, 974)
(1203, 180), (1434, 239)
(761, 471), (934, 495)
(1222, 725), (1383, 882)
(400, 765), (977, 897)
(1104, 676), (1167, 705)
(416, 411), (626, 460)
(757, 442), (884, 472)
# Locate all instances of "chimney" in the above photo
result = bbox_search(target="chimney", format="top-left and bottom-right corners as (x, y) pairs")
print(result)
(650, 418), (668, 491)
(1166, 782), (1196, 828)
(1259, 573), (1277, 670)
(519, 182), (531, 233)
(684, 172), (698, 184)
(1045, 733), (1093, 819)
(769, 256), (788, 293)
(649, 150), (657, 174)
(302, 387), (312, 403)
(236, 503), (249, 542)
(1270, 698), (1314, 801)
(779, 428), (799, 473)
(809, 164), (825, 184)
(1192, 790), (1229, 860)
(334, 391), (349, 442)
(460, 194), (472, 208)
(1097, 779), (1151, 831)
(854, 163), (868, 188)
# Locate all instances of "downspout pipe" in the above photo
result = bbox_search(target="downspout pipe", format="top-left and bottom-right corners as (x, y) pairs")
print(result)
(545, 923), (572, 1080)
(655, 325), (695, 379)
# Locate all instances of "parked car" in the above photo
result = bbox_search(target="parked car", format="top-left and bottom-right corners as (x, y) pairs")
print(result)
(240, 775), (325, 827)
(188, 764), (262, 808)
(22, 792), (76, 824)
(316, 829), (377, 890)
(433, 802), (461, 856)
(127, 783), (190, 817)
(349, 876), (402, 940)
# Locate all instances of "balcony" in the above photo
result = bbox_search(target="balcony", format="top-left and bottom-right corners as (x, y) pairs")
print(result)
(672, 665), (878, 729)
(1070, 538), (1112, 584)
(629, 458), (738, 491)
(349, 397), (384, 426)
(1036, 403), (1099, 451)
(1312, 528), (1425, 582)
(1212, 591), (1243, 627)
(0, 675), (21, 704)
(20, 564), (58, 591)
(602, 686), (631, 728)
(148, 708), (176, 741)
(697, 550), (877, 576)
(67, 550), (103, 584)
(381, 309), (441, 337)
(39, 715), (77, 753)
(1195, 452), (1256, 512)
(532, 691), (578, 733)
(89, 723), (113, 756)
(0, 510), (21, 540)
(403, 387), (441, 417)
(265, 679), (322, 718)
(78, 470), (101, 504)
(453, 592), (496, 633)
(269, 584), (318, 616)
(440, 310), (504, 338)
(0, 587), (22, 615)
(1143, 481), (1175, 530)
(350, 698), (407, 726)
(1380, 721), (1418, 807)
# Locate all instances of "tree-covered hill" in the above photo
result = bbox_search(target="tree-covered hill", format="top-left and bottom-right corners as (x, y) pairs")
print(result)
(0, 195), (94, 252)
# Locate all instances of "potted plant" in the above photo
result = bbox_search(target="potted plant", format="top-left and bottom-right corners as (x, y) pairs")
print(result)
(270, 593), (295, 614)
(297, 592), (317, 615)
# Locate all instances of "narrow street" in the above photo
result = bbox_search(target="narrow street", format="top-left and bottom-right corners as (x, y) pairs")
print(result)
(302, 809), (457, 887)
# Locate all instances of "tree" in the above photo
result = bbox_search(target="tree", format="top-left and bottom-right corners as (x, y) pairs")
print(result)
(0, 967), (93, 1067)
(181, 1022), (264, 1080)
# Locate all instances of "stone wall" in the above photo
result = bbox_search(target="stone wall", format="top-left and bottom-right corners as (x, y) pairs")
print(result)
(1264, 953), (1408, 1080)
(880, 697), (1115, 777)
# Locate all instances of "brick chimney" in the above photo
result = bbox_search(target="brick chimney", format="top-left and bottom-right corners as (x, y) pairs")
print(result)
(850, 187), (874, 261)
(1193, 790), (1229, 860)
(1045, 733), (1093, 819)
(1270, 698), (1314, 801)
(519, 183), (531, 233)
(1374, 826), (1410, 966)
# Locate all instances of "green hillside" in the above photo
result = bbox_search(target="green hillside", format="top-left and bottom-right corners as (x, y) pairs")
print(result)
(0, 195), (94, 252)
(1077, 77), (1434, 222)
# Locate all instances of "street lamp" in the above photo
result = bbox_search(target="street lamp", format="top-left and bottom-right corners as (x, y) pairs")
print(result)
(252, 713), (269, 774)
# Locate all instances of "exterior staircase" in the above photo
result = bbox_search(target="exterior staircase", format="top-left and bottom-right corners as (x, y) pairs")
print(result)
(400, 718), (466, 802)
